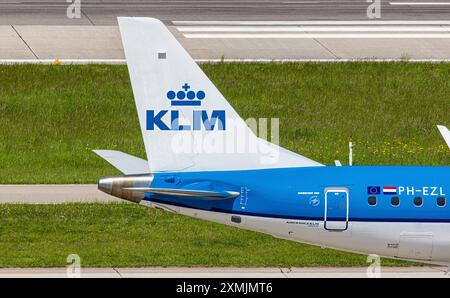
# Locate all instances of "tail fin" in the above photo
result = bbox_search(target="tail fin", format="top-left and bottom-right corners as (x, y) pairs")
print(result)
(437, 125), (450, 149)
(118, 17), (322, 172)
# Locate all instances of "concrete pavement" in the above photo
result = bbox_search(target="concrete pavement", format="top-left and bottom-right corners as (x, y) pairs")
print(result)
(0, 266), (448, 278)
(0, 184), (119, 203)
(2, 0), (450, 61)
(3, 21), (450, 61)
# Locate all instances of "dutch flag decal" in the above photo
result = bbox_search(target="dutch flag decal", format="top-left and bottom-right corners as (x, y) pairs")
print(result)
(383, 186), (397, 194)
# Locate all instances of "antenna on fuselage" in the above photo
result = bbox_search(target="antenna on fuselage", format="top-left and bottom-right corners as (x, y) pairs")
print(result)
(349, 136), (353, 166)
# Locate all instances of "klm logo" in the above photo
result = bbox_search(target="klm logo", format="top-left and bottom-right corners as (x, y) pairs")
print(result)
(167, 83), (205, 106)
(146, 83), (226, 131)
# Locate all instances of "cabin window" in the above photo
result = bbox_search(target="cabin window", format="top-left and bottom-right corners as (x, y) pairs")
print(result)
(437, 197), (446, 207)
(368, 196), (377, 206)
(391, 197), (400, 207)
(414, 197), (423, 207)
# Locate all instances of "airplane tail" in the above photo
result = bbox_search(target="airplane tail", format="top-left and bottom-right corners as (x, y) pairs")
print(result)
(118, 17), (322, 173)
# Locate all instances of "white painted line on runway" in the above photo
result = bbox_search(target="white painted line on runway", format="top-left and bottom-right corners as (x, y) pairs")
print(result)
(183, 33), (450, 38)
(177, 25), (449, 32)
(174, 20), (450, 25)
(389, 1), (450, 5)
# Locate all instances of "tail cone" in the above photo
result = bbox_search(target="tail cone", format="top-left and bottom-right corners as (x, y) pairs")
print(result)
(97, 174), (153, 203)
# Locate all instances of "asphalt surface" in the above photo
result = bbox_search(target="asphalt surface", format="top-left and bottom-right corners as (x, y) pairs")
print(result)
(1, 0), (450, 25)
(0, 266), (448, 278)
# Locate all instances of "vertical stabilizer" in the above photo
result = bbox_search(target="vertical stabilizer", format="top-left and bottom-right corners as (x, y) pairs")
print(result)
(118, 17), (322, 172)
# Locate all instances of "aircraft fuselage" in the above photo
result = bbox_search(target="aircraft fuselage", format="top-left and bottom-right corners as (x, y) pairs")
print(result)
(143, 166), (450, 264)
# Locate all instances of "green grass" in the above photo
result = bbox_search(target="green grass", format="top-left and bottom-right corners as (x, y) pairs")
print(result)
(0, 203), (415, 267)
(0, 64), (446, 268)
(0, 63), (449, 183)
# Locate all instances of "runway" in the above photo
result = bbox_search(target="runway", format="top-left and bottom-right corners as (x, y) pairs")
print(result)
(2, 20), (450, 60)
(1, 0), (450, 25)
(0, 266), (448, 278)
(0, 0), (450, 60)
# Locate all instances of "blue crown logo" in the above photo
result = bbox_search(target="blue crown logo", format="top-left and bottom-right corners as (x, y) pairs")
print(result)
(167, 83), (205, 106)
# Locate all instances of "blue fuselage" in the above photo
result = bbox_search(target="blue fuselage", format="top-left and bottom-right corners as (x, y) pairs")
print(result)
(145, 166), (450, 223)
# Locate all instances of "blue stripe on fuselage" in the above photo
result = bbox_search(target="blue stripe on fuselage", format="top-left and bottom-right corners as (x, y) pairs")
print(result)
(145, 166), (450, 223)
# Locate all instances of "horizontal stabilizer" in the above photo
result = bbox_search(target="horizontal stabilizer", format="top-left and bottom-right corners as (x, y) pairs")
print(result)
(122, 187), (240, 200)
(437, 125), (450, 149)
(93, 150), (150, 175)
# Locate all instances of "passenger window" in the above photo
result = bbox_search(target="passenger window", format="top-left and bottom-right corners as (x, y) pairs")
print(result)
(437, 197), (446, 207)
(368, 196), (377, 206)
(414, 197), (423, 207)
(391, 197), (400, 207)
